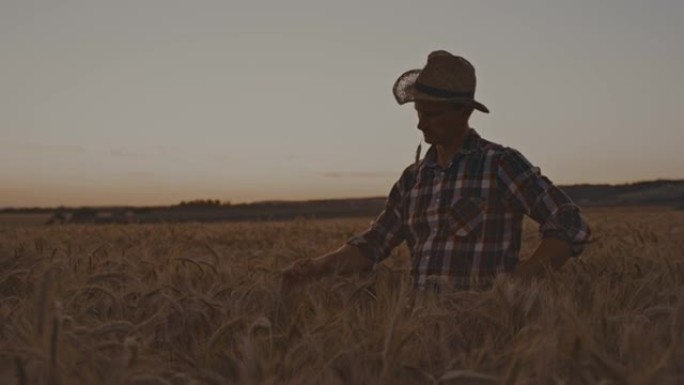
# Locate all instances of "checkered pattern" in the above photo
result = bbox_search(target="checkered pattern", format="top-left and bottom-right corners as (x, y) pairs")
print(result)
(347, 128), (591, 291)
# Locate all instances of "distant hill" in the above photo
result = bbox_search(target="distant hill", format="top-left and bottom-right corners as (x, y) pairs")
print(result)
(3, 179), (683, 224)
(560, 179), (684, 206)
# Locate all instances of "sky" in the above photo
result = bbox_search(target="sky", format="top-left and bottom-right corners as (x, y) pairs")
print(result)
(1, 0), (683, 207)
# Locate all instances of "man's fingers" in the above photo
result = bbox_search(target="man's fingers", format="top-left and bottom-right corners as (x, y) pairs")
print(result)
(279, 263), (305, 293)
(279, 258), (317, 295)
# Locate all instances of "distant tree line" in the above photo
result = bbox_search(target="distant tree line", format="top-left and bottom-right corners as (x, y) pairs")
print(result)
(175, 199), (232, 208)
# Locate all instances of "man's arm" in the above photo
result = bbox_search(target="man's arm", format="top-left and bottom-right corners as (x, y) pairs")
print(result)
(280, 166), (412, 290)
(281, 244), (373, 291)
(497, 148), (591, 279)
(308, 244), (375, 275)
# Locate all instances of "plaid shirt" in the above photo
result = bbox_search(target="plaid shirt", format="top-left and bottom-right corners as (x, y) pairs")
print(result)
(348, 128), (591, 291)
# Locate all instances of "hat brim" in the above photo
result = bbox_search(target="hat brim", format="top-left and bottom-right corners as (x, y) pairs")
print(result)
(393, 69), (490, 113)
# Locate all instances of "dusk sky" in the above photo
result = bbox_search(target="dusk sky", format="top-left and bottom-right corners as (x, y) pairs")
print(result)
(2, 0), (683, 207)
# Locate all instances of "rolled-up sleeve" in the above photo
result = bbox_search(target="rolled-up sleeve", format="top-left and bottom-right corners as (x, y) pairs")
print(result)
(497, 148), (591, 256)
(346, 169), (409, 264)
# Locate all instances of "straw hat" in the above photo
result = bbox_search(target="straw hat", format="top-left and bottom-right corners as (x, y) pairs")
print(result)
(393, 50), (489, 113)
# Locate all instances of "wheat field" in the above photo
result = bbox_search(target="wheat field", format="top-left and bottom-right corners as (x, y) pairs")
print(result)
(1, 206), (683, 384)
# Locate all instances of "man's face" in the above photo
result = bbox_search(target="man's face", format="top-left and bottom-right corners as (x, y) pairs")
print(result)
(414, 100), (471, 145)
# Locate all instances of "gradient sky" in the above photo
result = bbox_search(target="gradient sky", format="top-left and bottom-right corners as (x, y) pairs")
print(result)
(2, 0), (683, 207)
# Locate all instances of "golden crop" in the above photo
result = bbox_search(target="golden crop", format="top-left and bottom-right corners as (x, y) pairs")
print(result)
(1, 206), (683, 384)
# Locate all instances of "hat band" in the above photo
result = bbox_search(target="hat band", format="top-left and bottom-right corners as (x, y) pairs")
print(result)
(414, 82), (475, 99)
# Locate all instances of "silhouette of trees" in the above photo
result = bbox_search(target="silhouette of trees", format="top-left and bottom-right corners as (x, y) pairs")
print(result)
(71, 207), (97, 223)
(176, 199), (231, 208)
(46, 209), (67, 225)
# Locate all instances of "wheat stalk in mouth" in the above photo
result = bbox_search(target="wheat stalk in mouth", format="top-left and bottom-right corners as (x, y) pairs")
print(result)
(414, 140), (422, 166)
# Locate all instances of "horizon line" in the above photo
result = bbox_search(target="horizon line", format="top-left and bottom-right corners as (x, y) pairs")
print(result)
(2, 178), (683, 211)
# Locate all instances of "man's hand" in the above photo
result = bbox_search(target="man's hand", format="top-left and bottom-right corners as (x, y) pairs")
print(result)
(279, 245), (374, 294)
(513, 237), (574, 281)
(280, 258), (321, 293)
(513, 257), (545, 282)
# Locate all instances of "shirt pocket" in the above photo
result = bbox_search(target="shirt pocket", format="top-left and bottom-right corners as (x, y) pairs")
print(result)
(448, 197), (485, 238)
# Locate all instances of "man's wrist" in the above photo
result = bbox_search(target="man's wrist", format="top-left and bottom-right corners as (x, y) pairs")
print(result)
(307, 256), (333, 277)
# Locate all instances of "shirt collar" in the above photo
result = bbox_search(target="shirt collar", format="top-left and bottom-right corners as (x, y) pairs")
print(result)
(423, 128), (483, 170)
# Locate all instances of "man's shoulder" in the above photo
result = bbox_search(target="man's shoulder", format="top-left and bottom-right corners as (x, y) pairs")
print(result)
(478, 136), (506, 154)
(475, 134), (531, 161)
(397, 161), (420, 183)
(475, 136), (522, 161)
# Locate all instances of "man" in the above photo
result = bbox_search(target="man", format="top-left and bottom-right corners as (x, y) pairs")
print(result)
(282, 50), (591, 292)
